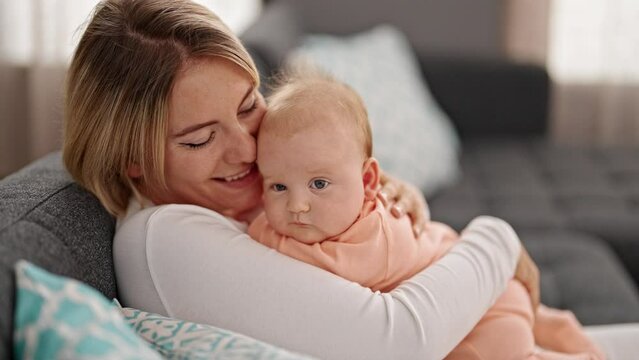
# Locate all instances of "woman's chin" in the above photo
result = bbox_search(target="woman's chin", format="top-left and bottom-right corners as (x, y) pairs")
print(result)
(208, 171), (262, 215)
(217, 190), (263, 221)
(232, 205), (263, 223)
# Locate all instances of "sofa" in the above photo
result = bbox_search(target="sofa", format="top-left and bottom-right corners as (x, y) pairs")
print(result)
(2, 1), (639, 359)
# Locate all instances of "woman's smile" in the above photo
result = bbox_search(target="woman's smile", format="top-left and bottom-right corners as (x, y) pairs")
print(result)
(213, 165), (260, 188)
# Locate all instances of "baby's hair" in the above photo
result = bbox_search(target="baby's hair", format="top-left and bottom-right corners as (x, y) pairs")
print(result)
(263, 62), (372, 158)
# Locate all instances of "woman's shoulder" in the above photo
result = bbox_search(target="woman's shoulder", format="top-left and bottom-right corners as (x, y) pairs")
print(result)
(117, 203), (247, 237)
(112, 203), (250, 314)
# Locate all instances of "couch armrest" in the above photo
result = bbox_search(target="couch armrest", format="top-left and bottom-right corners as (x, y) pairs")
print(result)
(417, 54), (550, 139)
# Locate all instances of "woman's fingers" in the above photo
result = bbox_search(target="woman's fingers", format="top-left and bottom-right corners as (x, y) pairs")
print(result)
(379, 174), (399, 207)
(391, 202), (406, 217)
(378, 171), (430, 237)
(380, 175), (430, 236)
(409, 208), (428, 237)
(389, 196), (428, 236)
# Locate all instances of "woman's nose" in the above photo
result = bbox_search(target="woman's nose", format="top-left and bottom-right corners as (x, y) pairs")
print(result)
(223, 123), (257, 164)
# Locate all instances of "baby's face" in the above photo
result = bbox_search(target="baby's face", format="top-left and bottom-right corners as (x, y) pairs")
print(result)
(257, 115), (366, 244)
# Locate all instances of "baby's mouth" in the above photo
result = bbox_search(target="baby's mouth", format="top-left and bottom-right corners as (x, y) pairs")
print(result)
(291, 219), (311, 226)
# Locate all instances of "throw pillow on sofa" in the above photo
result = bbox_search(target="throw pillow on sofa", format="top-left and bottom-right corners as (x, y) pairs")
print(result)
(13, 260), (162, 359)
(118, 306), (315, 360)
(288, 25), (461, 196)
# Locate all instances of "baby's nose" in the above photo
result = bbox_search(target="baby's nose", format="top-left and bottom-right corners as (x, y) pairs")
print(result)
(287, 196), (310, 213)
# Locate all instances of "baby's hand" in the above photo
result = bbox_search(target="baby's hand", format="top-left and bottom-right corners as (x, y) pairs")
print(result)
(378, 171), (430, 237)
(515, 244), (541, 311)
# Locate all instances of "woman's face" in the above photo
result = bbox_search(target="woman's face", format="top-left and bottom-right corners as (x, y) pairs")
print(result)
(145, 57), (265, 220)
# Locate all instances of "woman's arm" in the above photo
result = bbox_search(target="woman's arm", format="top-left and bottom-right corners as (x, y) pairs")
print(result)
(380, 172), (540, 309)
(114, 205), (519, 360)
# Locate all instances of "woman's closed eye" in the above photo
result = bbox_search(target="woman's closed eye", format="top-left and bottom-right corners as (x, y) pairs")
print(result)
(181, 132), (215, 149)
(239, 96), (257, 116)
(310, 179), (329, 190)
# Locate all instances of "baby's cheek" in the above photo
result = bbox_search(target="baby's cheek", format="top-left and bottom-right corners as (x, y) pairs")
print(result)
(263, 199), (284, 228)
(322, 202), (359, 236)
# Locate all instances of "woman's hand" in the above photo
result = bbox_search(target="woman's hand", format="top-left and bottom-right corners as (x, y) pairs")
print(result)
(515, 245), (541, 310)
(378, 171), (429, 237)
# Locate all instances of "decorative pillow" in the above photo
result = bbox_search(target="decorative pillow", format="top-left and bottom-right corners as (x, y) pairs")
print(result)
(118, 306), (315, 360)
(13, 260), (162, 359)
(288, 25), (461, 195)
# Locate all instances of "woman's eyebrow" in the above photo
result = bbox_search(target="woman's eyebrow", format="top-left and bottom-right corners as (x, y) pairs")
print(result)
(172, 85), (255, 138)
(173, 120), (217, 138)
(239, 85), (256, 107)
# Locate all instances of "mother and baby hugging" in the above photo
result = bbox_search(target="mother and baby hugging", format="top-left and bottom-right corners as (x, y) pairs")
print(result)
(63, 0), (639, 358)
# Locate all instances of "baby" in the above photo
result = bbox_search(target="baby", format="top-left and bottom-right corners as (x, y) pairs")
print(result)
(248, 69), (605, 360)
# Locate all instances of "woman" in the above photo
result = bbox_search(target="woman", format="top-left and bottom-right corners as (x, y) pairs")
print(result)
(62, 0), (634, 359)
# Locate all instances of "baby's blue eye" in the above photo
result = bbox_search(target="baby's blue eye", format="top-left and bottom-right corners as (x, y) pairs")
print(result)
(272, 184), (287, 192)
(311, 179), (329, 190)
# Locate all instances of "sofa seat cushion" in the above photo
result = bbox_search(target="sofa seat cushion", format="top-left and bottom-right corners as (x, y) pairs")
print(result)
(430, 138), (639, 284)
(521, 230), (639, 325)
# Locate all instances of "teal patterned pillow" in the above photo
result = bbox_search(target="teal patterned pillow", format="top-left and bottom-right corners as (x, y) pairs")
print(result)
(289, 25), (461, 196)
(118, 306), (315, 360)
(13, 260), (162, 360)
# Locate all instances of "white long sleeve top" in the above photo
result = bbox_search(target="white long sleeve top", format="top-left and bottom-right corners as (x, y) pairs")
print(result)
(113, 202), (520, 360)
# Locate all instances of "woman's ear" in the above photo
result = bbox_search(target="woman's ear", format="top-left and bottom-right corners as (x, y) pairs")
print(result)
(127, 163), (142, 179)
(362, 157), (380, 201)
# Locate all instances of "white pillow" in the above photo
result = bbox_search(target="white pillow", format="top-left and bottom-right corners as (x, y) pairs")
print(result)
(288, 25), (461, 195)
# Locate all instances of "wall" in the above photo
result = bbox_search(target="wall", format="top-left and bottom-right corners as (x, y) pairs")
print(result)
(504, 0), (550, 65)
(278, 0), (504, 59)
(0, 64), (29, 178)
(0, 64), (65, 178)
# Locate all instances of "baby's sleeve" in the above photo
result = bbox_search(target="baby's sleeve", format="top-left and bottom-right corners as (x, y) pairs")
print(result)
(246, 211), (266, 240)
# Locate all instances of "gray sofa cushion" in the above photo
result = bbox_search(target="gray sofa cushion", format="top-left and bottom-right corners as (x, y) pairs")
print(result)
(0, 152), (116, 359)
(430, 138), (639, 284)
(522, 230), (639, 325)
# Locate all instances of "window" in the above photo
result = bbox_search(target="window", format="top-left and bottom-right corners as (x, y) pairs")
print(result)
(0, 0), (261, 64)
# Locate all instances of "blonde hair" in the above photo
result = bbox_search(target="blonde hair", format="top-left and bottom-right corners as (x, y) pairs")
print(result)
(264, 65), (372, 158)
(63, 0), (259, 217)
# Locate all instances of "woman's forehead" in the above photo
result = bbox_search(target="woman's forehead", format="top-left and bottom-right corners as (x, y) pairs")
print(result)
(174, 57), (252, 98)
(168, 57), (254, 132)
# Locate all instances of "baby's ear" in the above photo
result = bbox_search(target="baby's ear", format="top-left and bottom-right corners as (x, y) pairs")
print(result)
(362, 157), (380, 201)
